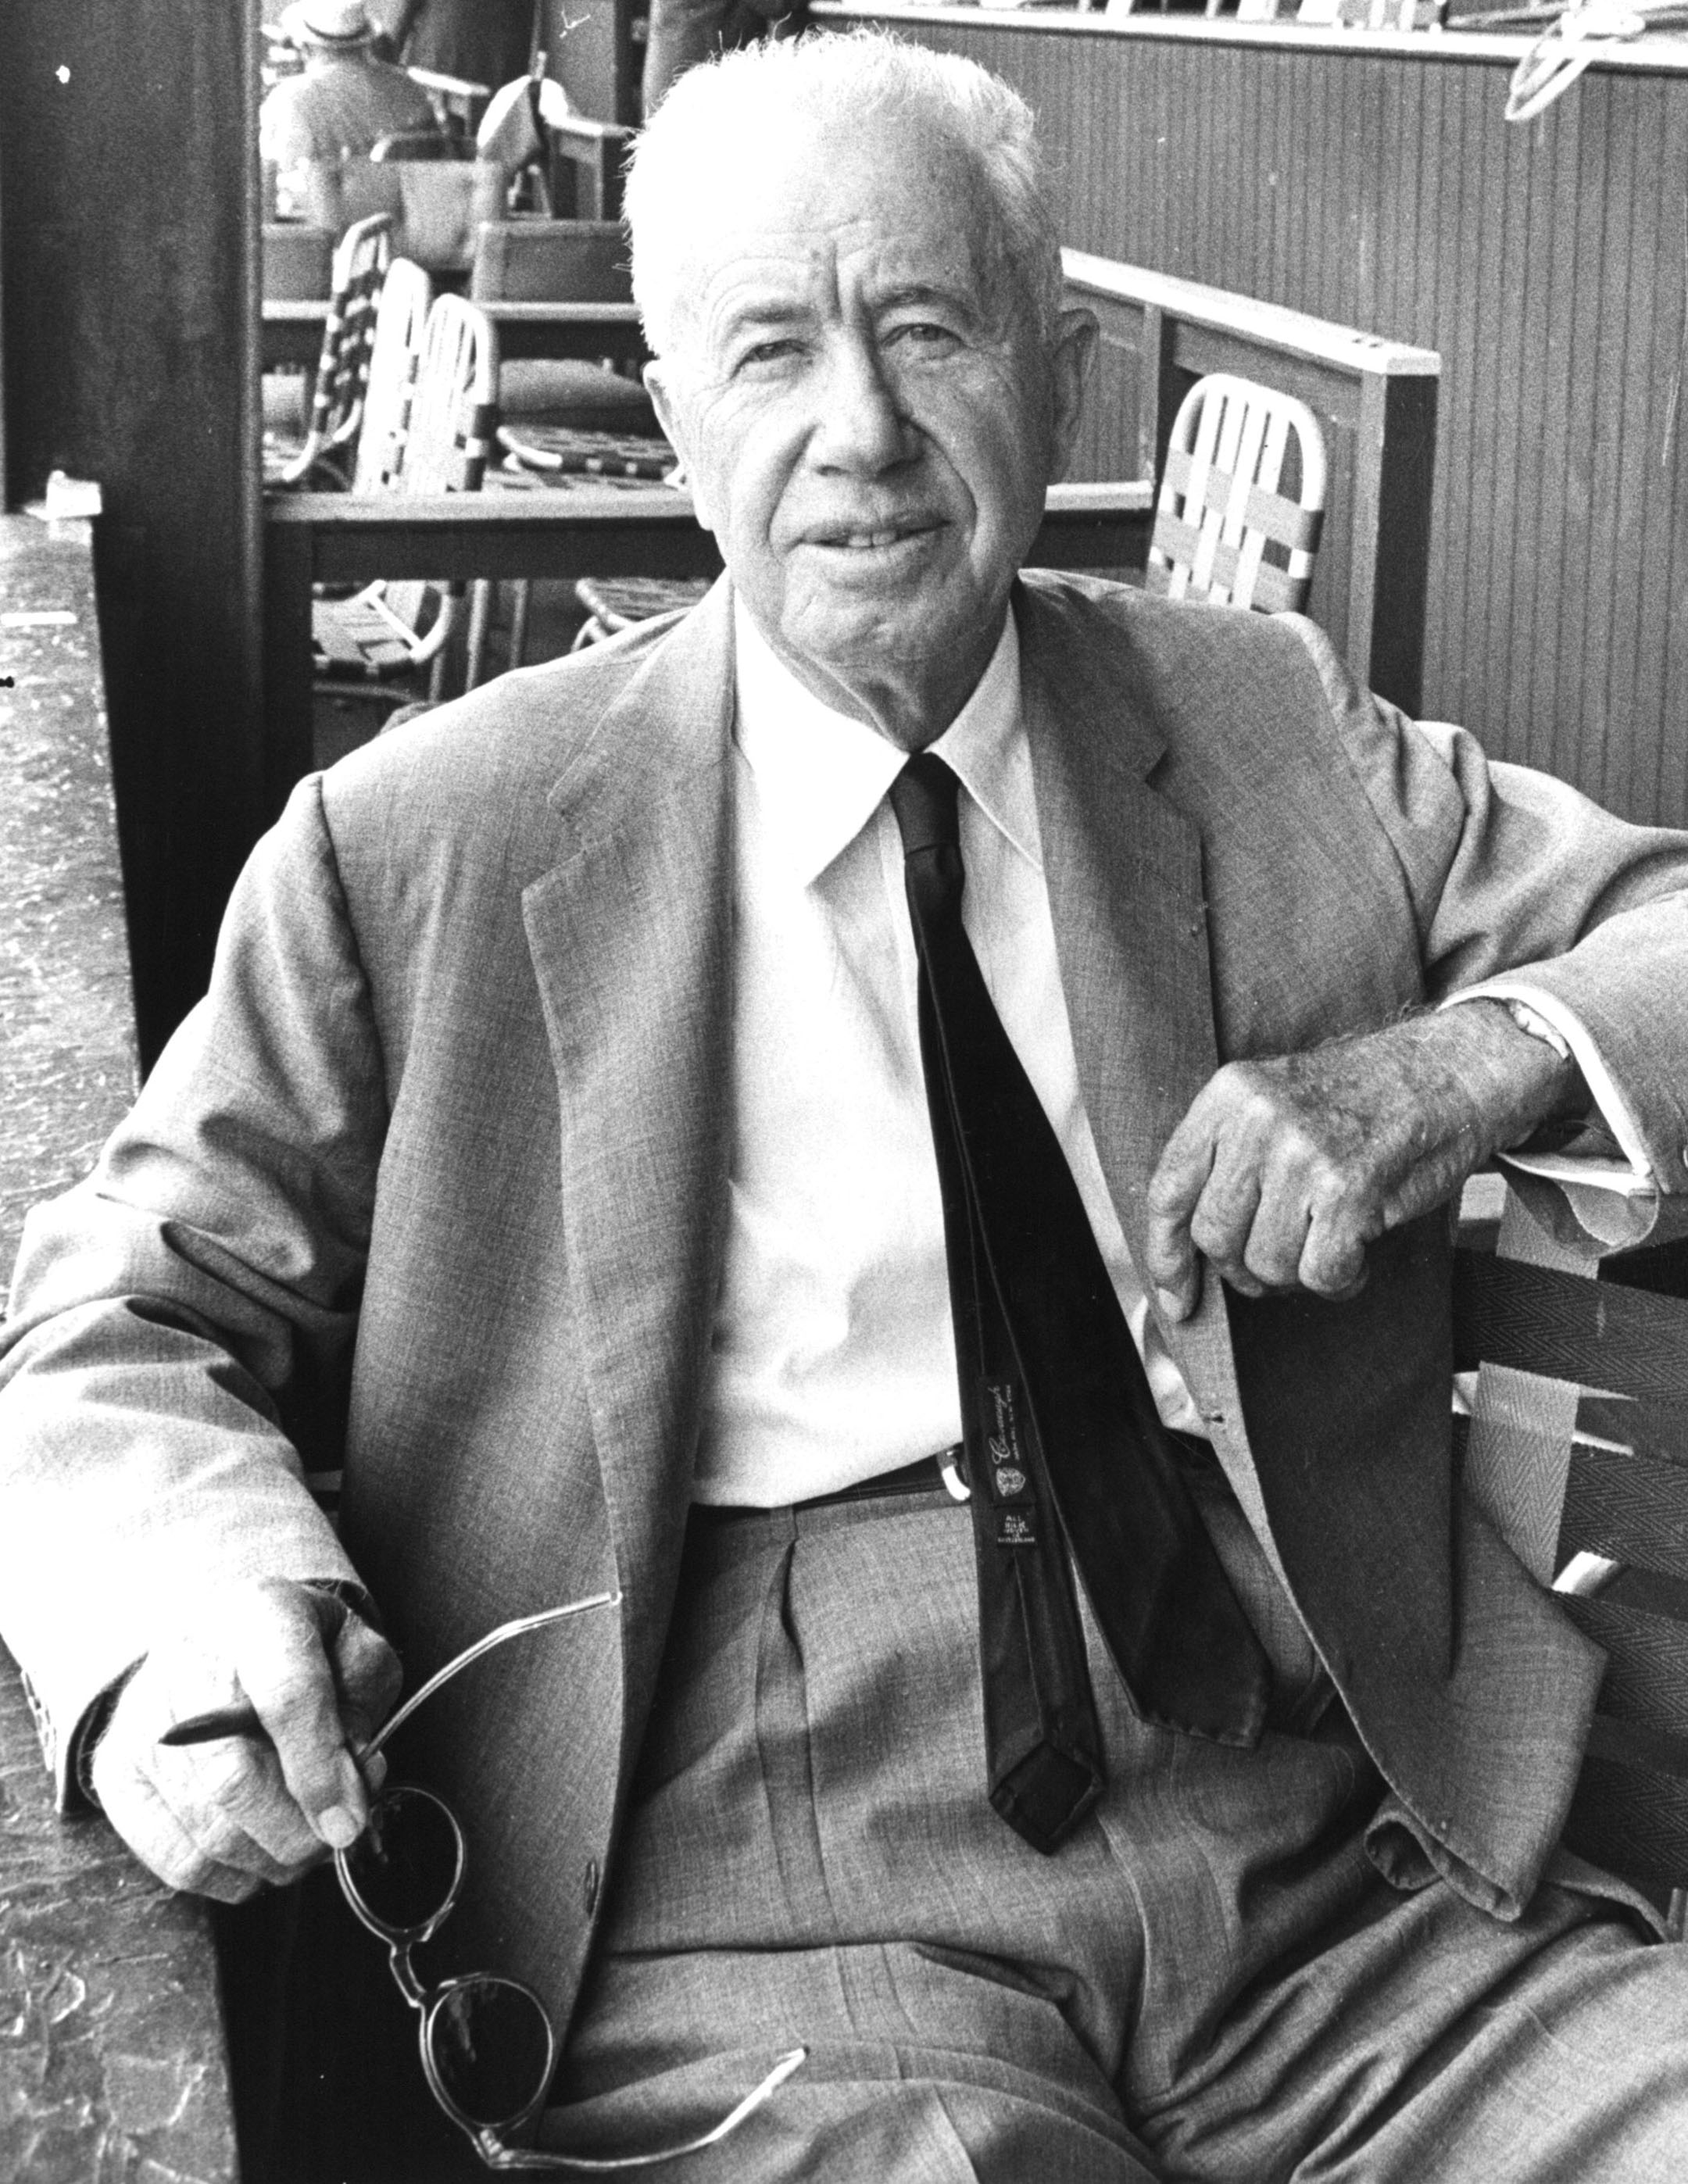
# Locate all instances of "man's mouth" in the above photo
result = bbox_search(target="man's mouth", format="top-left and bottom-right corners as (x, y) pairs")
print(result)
(808, 519), (941, 551)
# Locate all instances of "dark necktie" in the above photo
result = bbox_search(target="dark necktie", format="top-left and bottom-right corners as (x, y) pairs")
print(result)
(889, 751), (1270, 1854)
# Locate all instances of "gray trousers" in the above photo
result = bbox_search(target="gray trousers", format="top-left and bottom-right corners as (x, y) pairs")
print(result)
(544, 1488), (1688, 2181)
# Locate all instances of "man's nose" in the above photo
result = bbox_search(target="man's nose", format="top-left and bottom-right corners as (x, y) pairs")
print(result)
(809, 334), (913, 474)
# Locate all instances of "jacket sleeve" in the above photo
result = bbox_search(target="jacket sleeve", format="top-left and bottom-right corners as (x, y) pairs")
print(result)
(0, 777), (386, 1801)
(1283, 614), (1688, 1224)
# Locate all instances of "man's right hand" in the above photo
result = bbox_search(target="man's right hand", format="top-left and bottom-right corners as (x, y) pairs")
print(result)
(91, 1578), (402, 1903)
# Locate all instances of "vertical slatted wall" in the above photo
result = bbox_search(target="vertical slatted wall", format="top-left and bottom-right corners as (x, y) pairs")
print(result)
(896, 23), (1688, 828)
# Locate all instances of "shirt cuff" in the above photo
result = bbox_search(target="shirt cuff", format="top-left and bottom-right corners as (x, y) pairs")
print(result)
(1442, 980), (1654, 1182)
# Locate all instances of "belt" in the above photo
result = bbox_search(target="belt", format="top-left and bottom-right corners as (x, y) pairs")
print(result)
(696, 1446), (967, 1525)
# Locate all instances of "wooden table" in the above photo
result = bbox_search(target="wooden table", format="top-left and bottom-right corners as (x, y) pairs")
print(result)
(260, 480), (1153, 817)
(263, 298), (649, 370)
(0, 513), (239, 2184)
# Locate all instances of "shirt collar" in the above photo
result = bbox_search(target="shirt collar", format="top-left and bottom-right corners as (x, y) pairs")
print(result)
(731, 597), (1039, 888)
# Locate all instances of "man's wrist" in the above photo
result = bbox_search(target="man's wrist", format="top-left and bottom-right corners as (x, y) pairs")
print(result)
(1492, 997), (1590, 1123)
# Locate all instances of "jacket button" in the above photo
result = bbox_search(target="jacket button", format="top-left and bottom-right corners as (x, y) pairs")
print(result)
(582, 1858), (600, 1915)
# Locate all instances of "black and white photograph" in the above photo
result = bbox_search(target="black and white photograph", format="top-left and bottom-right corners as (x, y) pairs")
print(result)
(5, 1), (1688, 2177)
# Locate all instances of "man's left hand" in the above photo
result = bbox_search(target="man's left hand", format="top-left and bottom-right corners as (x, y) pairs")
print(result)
(1144, 1001), (1586, 1321)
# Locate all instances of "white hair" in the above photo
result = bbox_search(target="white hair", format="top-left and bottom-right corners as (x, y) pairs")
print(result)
(623, 30), (1064, 358)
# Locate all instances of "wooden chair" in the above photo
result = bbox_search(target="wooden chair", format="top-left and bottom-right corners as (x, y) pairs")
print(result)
(311, 292), (499, 704)
(266, 213), (393, 490)
(1145, 372), (1328, 615)
(1454, 1180), (1688, 1928)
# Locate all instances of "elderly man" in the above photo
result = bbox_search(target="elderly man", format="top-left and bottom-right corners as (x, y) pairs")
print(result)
(8, 30), (1688, 2182)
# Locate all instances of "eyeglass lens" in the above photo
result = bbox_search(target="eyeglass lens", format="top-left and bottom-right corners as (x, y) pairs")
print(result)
(341, 1783), (463, 1939)
(334, 1591), (806, 2165)
(427, 1978), (556, 2131)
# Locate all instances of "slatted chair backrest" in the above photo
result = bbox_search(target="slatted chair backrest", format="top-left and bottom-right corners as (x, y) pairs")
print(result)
(1453, 1186), (1688, 1925)
(468, 219), (631, 305)
(375, 293), (499, 674)
(399, 292), (499, 499)
(1146, 372), (1328, 615)
(350, 259), (434, 495)
(274, 213), (393, 489)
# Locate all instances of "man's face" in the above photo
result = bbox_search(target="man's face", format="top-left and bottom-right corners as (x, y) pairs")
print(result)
(645, 111), (1093, 741)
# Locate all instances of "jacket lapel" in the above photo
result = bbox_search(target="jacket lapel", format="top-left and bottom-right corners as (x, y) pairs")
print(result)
(520, 583), (735, 1713)
(1019, 578), (1451, 1674)
(1017, 582), (1276, 1540)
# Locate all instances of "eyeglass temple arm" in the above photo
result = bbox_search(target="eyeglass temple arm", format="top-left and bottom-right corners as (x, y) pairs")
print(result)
(470, 2048), (808, 2173)
(363, 1592), (621, 1759)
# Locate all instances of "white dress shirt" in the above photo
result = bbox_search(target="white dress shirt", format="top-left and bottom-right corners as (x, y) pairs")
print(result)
(695, 604), (1654, 1507)
(694, 605), (1203, 1507)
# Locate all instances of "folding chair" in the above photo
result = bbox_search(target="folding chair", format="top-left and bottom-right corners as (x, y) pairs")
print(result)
(570, 574), (713, 650)
(1146, 372), (1327, 614)
(312, 292), (499, 705)
(266, 213), (393, 489)
(349, 258), (434, 494)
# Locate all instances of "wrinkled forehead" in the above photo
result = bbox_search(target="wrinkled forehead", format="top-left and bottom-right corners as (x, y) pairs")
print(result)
(646, 107), (1014, 352)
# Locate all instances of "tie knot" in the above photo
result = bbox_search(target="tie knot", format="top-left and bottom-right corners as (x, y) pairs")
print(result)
(889, 752), (960, 860)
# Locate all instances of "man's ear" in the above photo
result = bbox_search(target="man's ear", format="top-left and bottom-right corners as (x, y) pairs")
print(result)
(1047, 307), (1099, 483)
(643, 361), (714, 530)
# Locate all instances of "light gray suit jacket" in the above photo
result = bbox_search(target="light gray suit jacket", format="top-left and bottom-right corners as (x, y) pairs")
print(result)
(6, 572), (1688, 2030)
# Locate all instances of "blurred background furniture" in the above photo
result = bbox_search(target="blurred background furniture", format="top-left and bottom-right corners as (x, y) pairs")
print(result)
(483, 426), (681, 667)
(1145, 371), (1327, 615)
(265, 212), (392, 487)
(471, 217), (656, 436)
(469, 214), (667, 670)
(570, 572), (713, 648)
(310, 290), (496, 708)
(262, 220), (336, 300)
(348, 256), (433, 491)
(330, 139), (505, 272)
(1061, 250), (1439, 711)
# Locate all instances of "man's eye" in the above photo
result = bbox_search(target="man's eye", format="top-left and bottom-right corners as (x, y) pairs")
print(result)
(887, 321), (963, 356)
(735, 338), (803, 373)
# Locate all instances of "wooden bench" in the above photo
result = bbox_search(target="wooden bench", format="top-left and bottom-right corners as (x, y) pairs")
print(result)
(1455, 1178), (1688, 1926)
(1062, 250), (1441, 713)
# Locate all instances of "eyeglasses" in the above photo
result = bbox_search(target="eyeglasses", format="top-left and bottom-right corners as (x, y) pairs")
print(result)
(336, 1595), (806, 2172)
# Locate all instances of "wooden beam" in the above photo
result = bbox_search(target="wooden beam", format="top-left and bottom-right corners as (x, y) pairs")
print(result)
(264, 299), (649, 370)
